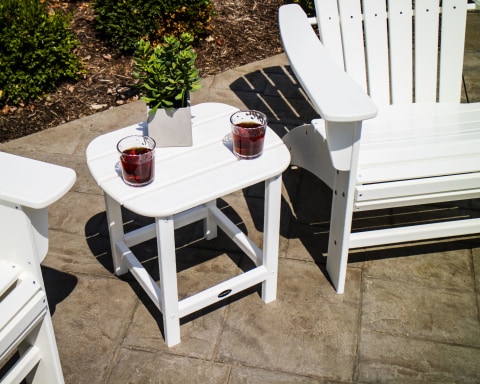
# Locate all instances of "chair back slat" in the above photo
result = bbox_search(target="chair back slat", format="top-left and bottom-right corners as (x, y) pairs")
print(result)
(313, 0), (468, 106)
(439, 0), (468, 102)
(414, 0), (440, 102)
(314, 0), (345, 68)
(362, 0), (390, 105)
(388, 0), (414, 103)
(337, 1), (368, 91)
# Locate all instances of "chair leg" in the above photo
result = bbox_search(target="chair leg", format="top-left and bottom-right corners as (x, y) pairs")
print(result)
(326, 170), (356, 294)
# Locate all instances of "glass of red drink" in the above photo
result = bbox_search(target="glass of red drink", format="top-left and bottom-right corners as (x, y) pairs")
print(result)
(230, 110), (267, 159)
(117, 135), (156, 186)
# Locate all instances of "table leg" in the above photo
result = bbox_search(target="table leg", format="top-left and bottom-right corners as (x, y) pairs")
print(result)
(261, 174), (282, 303)
(204, 200), (218, 240)
(156, 216), (181, 347)
(104, 193), (128, 275)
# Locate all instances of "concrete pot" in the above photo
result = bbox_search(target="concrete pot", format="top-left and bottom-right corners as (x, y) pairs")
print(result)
(147, 105), (193, 147)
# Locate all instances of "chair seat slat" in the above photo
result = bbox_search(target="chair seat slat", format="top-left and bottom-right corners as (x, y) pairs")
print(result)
(357, 103), (480, 183)
(358, 154), (480, 184)
(1, 345), (42, 384)
(356, 173), (480, 202)
(0, 291), (47, 362)
(0, 273), (42, 332)
(361, 131), (480, 160)
(362, 121), (480, 148)
(0, 263), (21, 296)
(361, 103), (480, 140)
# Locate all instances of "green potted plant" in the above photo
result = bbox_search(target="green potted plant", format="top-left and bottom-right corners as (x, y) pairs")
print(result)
(132, 32), (202, 147)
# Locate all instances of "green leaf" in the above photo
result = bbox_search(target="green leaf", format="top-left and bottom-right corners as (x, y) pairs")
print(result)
(132, 33), (202, 111)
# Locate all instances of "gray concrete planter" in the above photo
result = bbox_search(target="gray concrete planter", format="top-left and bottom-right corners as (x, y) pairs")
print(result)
(147, 105), (192, 147)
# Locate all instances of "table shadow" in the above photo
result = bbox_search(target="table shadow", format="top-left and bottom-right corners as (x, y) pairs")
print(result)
(84, 197), (269, 337)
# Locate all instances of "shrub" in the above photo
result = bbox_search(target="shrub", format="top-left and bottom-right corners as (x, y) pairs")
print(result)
(0, 0), (82, 105)
(293, 0), (315, 16)
(93, 0), (214, 53)
(156, 2), (214, 45)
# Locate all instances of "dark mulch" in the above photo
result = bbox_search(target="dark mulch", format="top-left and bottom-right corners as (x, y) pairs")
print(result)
(0, 0), (285, 143)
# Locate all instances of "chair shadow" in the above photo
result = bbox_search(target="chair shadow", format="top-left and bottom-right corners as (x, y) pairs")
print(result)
(229, 63), (319, 236)
(42, 266), (78, 316)
(230, 64), (332, 262)
(230, 64), (480, 288)
(230, 64), (318, 139)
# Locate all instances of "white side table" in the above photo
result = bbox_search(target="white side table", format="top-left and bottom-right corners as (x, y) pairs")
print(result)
(86, 103), (290, 346)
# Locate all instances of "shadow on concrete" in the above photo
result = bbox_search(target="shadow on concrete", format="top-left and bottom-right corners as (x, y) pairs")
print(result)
(42, 266), (78, 316)
(84, 198), (270, 338)
(229, 64), (330, 251)
(230, 65), (318, 138)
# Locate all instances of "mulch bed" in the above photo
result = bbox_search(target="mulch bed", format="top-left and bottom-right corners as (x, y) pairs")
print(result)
(0, 0), (285, 143)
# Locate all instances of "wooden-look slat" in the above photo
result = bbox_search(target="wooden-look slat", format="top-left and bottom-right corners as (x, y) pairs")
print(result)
(363, 0), (390, 105)
(439, 0), (468, 102)
(356, 173), (480, 201)
(387, 0), (413, 103)
(414, 0), (440, 102)
(337, 0), (368, 91)
(356, 103), (480, 183)
(314, 0), (345, 67)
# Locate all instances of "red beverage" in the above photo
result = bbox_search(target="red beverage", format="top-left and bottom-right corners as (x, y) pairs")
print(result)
(120, 146), (155, 186)
(232, 122), (266, 158)
(117, 135), (156, 186)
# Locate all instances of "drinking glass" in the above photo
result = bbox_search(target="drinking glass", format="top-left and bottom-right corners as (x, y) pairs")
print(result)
(117, 135), (156, 186)
(230, 110), (267, 159)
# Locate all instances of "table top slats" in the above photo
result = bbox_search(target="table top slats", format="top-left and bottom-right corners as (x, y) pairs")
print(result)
(87, 103), (291, 217)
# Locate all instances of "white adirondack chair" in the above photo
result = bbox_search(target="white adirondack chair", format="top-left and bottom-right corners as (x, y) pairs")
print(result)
(279, 1), (480, 293)
(0, 152), (76, 383)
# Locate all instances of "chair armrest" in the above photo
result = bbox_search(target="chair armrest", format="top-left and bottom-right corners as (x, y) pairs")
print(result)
(0, 152), (76, 209)
(279, 4), (378, 123)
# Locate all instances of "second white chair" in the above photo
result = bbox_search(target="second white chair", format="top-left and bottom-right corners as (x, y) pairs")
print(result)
(0, 152), (76, 383)
(279, 1), (480, 293)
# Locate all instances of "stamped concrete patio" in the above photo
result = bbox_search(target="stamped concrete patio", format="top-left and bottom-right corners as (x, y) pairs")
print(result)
(1, 10), (480, 384)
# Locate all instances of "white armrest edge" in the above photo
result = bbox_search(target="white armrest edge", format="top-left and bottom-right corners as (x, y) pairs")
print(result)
(279, 4), (378, 123)
(0, 152), (77, 209)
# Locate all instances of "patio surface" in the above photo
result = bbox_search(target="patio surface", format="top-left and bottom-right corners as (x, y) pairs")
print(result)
(1, 10), (480, 384)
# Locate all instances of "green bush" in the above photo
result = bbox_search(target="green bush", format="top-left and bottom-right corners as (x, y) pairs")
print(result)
(93, 0), (214, 53)
(292, 0), (315, 17)
(0, 0), (82, 105)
